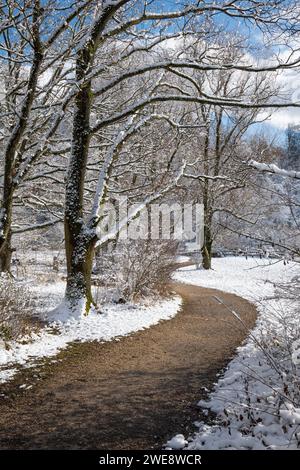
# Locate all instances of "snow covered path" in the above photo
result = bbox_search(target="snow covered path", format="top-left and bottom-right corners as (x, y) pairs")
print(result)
(0, 281), (256, 450)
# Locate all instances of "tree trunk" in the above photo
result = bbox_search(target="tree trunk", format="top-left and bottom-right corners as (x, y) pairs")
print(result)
(201, 233), (212, 270)
(201, 174), (213, 270)
(64, 223), (96, 314)
(0, 186), (14, 273)
(0, 5), (42, 273)
(63, 2), (148, 315)
(64, 46), (95, 315)
(0, 228), (12, 272)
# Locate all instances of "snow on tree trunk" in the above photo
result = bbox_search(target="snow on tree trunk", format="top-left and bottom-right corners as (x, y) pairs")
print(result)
(0, 190), (13, 273)
(64, 227), (96, 315)
(63, 44), (97, 316)
(61, 3), (127, 316)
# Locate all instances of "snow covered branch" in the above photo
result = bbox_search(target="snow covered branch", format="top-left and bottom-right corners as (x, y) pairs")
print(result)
(96, 160), (187, 247)
(92, 94), (300, 134)
(12, 218), (62, 234)
(249, 160), (300, 179)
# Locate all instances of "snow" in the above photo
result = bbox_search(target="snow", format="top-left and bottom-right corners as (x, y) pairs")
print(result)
(176, 255), (191, 263)
(0, 295), (182, 384)
(280, 405), (300, 425)
(0, 368), (17, 384)
(249, 160), (300, 179)
(165, 434), (188, 450)
(48, 297), (88, 322)
(172, 257), (300, 450)
(174, 256), (298, 302)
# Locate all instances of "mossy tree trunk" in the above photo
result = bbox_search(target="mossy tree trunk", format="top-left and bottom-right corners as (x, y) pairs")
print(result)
(64, 46), (96, 313)
(64, 2), (130, 314)
(64, 224), (97, 313)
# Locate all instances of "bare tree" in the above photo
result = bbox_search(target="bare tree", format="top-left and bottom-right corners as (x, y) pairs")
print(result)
(1, 1), (300, 314)
(177, 39), (278, 268)
(0, 0), (91, 271)
(58, 0), (300, 315)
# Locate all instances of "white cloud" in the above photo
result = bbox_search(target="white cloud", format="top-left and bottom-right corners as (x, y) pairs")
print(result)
(259, 66), (300, 130)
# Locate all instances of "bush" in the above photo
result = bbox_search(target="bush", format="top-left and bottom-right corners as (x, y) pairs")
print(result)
(95, 240), (178, 301)
(0, 274), (34, 341)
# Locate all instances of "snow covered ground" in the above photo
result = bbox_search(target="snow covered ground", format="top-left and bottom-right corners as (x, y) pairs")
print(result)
(1, 248), (183, 384)
(174, 256), (298, 301)
(2, 254), (300, 449)
(172, 257), (300, 450)
(0, 290), (181, 384)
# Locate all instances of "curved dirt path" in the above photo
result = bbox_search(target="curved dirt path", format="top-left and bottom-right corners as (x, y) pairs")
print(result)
(0, 282), (256, 450)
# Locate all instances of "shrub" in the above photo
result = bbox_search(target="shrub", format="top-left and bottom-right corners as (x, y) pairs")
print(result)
(0, 274), (34, 341)
(95, 240), (178, 301)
